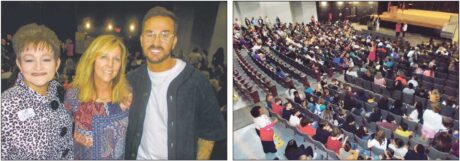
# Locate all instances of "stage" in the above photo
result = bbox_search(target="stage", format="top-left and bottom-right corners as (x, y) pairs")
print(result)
(375, 9), (458, 30)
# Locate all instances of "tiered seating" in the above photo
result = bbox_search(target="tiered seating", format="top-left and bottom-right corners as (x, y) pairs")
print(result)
(239, 49), (295, 88)
(235, 50), (278, 96)
(345, 74), (459, 120)
(233, 69), (260, 103)
(263, 49), (309, 85)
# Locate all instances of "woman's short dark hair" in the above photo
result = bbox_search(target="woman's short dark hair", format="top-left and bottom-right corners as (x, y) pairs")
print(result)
(395, 138), (404, 148)
(250, 106), (262, 118)
(300, 117), (312, 127)
(13, 23), (61, 59)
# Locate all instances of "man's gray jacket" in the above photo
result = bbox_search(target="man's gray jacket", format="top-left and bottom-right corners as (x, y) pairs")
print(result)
(124, 63), (226, 159)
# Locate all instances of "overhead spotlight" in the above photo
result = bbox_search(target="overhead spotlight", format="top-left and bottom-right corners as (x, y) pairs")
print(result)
(337, 2), (344, 6)
(130, 24), (135, 32)
(321, 2), (328, 7)
(369, 1), (373, 4)
(353, 2), (359, 4)
(108, 24), (113, 31)
(85, 22), (91, 29)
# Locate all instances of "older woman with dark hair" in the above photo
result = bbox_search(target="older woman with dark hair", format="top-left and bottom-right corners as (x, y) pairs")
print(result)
(251, 105), (278, 153)
(1, 23), (73, 159)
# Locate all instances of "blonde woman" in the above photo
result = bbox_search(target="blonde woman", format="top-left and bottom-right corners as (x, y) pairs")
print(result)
(1, 23), (73, 159)
(64, 35), (132, 159)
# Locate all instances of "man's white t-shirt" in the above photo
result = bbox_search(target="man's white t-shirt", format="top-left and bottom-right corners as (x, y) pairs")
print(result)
(137, 59), (186, 160)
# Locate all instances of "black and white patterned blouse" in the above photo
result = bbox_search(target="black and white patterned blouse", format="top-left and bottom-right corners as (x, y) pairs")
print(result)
(1, 73), (74, 160)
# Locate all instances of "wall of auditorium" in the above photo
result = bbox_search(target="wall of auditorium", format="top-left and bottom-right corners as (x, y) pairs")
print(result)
(234, 2), (318, 25)
(208, 2), (227, 65)
(316, 2), (377, 24)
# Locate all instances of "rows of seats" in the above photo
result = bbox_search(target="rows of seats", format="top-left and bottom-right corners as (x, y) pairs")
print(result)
(262, 48), (309, 85)
(344, 74), (459, 120)
(233, 69), (260, 103)
(241, 49), (295, 88)
(270, 47), (324, 82)
(235, 50), (278, 97)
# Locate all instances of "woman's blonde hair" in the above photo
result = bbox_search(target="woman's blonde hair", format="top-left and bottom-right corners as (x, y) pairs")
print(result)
(71, 35), (130, 103)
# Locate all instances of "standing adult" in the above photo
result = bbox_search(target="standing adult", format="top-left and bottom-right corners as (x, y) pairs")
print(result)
(395, 22), (401, 37)
(402, 22), (408, 37)
(124, 6), (226, 160)
(251, 106), (278, 153)
(1, 23), (73, 160)
(65, 35), (132, 159)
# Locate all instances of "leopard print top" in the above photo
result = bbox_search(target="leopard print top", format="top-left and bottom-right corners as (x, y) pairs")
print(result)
(1, 73), (74, 160)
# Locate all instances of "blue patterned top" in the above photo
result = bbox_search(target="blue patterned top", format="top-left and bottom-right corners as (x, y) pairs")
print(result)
(64, 88), (128, 160)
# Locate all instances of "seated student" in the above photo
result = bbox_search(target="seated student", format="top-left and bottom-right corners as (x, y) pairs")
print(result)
(432, 132), (453, 153)
(306, 96), (316, 112)
(326, 127), (344, 154)
(388, 138), (408, 159)
(285, 139), (307, 160)
(378, 97), (389, 110)
(404, 144), (427, 160)
(394, 122), (413, 138)
(271, 98), (284, 115)
(329, 78), (340, 90)
(377, 115), (398, 131)
(266, 93), (274, 110)
(293, 91), (305, 105)
(276, 67), (286, 78)
(314, 99), (326, 115)
(339, 141), (359, 160)
(288, 109), (302, 127)
(382, 148), (396, 160)
(334, 108), (348, 126)
(304, 83), (314, 95)
(402, 83), (415, 95)
(374, 72), (387, 87)
(356, 126), (371, 141)
(297, 117), (316, 137)
(282, 102), (294, 120)
(366, 107), (382, 123)
(367, 130), (388, 150)
(313, 120), (332, 144)
(285, 85), (297, 101)
(341, 115), (357, 134)
(404, 101), (424, 123)
(407, 76), (418, 88)
(389, 99), (404, 115)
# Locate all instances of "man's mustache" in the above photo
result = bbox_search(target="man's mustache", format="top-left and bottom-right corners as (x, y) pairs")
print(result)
(148, 46), (164, 51)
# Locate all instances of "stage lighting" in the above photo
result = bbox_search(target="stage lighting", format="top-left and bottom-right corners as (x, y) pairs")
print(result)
(337, 2), (344, 6)
(108, 24), (113, 31)
(321, 2), (328, 7)
(85, 22), (91, 29)
(369, 2), (373, 4)
(130, 24), (135, 32)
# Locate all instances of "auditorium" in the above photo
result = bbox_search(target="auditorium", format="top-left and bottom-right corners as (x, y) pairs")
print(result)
(233, 1), (459, 160)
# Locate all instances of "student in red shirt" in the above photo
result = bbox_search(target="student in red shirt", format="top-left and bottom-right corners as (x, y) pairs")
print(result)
(395, 22), (401, 37)
(326, 127), (343, 154)
(297, 117), (316, 137)
(271, 98), (283, 116)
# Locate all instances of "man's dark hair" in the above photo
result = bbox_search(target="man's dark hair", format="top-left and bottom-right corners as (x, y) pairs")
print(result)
(300, 117), (312, 127)
(250, 106), (261, 118)
(415, 144), (425, 154)
(400, 122), (408, 131)
(142, 6), (178, 33)
(386, 114), (395, 123)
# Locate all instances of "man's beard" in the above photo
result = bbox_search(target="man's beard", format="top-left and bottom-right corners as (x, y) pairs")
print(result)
(145, 45), (171, 64)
